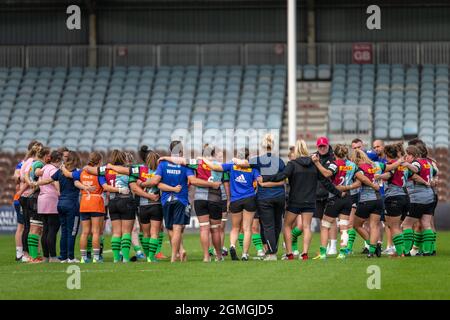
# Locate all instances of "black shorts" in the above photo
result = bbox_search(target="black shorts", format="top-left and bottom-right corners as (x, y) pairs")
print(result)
(194, 200), (222, 221)
(104, 206), (110, 221)
(221, 200), (228, 213)
(109, 197), (136, 221)
(384, 196), (409, 218)
(230, 196), (257, 214)
(29, 197), (41, 226)
(28, 196), (38, 215)
(431, 192), (438, 214)
(351, 193), (359, 208)
(139, 204), (163, 224)
(313, 198), (327, 219)
(19, 197), (30, 225)
(407, 202), (435, 219)
(323, 195), (352, 218)
(380, 200), (386, 222)
(355, 199), (383, 219)
(80, 212), (105, 221)
(30, 211), (44, 227)
(287, 206), (315, 215)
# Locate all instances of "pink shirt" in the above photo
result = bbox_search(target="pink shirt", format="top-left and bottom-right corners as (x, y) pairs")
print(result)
(37, 164), (59, 214)
(20, 158), (34, 197)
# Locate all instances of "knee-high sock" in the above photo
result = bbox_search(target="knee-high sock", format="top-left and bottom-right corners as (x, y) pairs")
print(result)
(111, 237), (121, 262)
(156, 232), (164, 254)
(28, 234), (40, 259)
(369, 243), (377, 255)
(403, 229), (414, 254)
(346, 228), (357, 251)
(431, 231), (437, 253)
(121, 233), (132, 262)
(413, 231), (423, 252)
(148, 238), (159, 261)
(142, 237), (150, 257)
(238, 233), (244, 248)
(392, 234), (404, 256)
(252, 233), (264, 251)
(422, 229), (434, 254)
(291, 227), (302, 252)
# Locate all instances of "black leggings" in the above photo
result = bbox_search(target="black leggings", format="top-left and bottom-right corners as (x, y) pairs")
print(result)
(19, 197), (31, 253)
(257, 196), (286, 254)
(41, 214), (60, 258)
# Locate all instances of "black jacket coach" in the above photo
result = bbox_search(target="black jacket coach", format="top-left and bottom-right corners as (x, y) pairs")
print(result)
(263, 156), (342, 209)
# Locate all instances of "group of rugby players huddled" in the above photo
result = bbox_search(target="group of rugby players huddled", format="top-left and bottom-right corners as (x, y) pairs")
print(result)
(12, 134), (438, 263)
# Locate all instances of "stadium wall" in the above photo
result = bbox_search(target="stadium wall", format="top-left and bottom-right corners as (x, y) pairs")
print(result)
(2, 42), (450, 68)
(316, 6), (450, 42)
(0, 11), (89, 45)
(2, 5), (450, 46)
(0, 8), (306, 45)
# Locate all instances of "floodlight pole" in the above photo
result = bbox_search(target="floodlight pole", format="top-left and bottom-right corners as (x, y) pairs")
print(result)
(287, 0), (297, 147)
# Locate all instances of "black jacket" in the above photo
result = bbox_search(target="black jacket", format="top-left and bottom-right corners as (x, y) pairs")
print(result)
(263, 156), (342, 209)
(315, 146), (335, 200)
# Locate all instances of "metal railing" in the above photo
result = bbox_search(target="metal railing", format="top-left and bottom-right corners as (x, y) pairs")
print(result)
(1, 42), (450, 68)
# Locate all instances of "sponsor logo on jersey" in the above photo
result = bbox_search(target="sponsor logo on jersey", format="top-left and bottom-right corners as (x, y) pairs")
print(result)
(367, 167), (378, 174)
(131, 167), (140, 175)
(233, 165), (252, 172)
(235, 174), (247, 184)
(339, 165), (354, 171)
(167, 169), (181, 175)
(201, 163), (211, 171)
(141, 172), (154, 179)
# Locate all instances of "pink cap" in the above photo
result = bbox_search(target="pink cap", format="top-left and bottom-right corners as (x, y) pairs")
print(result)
(316, 136), (329, 147)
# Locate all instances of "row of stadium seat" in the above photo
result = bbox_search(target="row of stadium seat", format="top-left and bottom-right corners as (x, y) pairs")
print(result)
(329, 64), (449, 148)
(0, 65), (286, 153)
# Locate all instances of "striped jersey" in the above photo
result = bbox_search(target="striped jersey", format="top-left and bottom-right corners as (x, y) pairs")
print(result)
(99, 166), (131, 200)
(357, 162), (384, 202)
(326, 159), (357, 198)
(384, 160), (412, 198)
(129, 164), (160, 206)
(408, 158), (437, 204)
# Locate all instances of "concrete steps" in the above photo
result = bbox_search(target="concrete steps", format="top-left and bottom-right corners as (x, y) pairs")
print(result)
(280, 81), (331, 160)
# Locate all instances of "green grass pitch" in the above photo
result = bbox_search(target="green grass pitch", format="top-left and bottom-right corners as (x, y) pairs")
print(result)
(0, 232), (449, 300)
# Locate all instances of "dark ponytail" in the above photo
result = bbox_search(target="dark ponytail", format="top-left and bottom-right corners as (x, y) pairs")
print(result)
(139, 145), (150, 162)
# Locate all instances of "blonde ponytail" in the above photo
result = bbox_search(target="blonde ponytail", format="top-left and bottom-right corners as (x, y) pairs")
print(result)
(350, 149), (374, 166)
(294, 139), (309, 158)
(261, 133), (274, 151)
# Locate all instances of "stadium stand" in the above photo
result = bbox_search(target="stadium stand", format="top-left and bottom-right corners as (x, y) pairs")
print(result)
(329, 64), (449, 148)
(0, 65), (286, 204)
(0, 65), (286, 154)
(1, 63), (448, 204)
(328, 63), (449, 202)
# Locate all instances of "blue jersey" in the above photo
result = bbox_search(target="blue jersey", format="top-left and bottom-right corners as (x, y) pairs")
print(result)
(249, 153), (285, 201)
(51, 169), (80, 201)
(155, 160), (194, 206)
(221, 162), (260, 202)
(16, 161), (23, 170)
(366, 150), (387, 197)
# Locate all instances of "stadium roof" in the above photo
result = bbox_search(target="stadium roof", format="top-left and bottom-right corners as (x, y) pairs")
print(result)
(2, 0), (449, 11)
